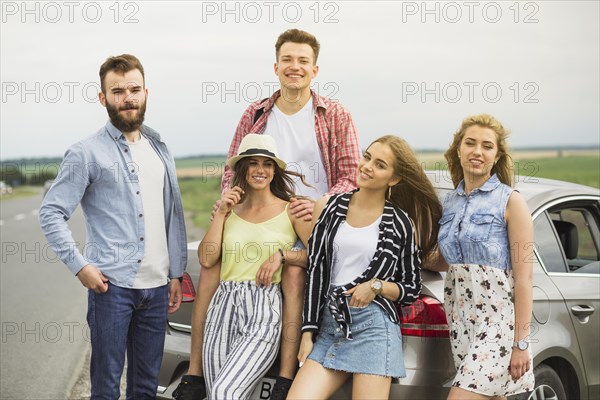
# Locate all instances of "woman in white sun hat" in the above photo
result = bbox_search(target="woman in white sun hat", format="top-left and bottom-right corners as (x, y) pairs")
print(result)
(198, 134), (312, 400)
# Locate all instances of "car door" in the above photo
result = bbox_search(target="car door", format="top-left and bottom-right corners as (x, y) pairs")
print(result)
(533, 197), (600, 399)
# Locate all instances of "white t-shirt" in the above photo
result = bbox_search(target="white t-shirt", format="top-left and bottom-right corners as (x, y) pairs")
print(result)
(127, 135), (169, 288)
(331, 216), (382, 286)
(263, 97), (329, 198)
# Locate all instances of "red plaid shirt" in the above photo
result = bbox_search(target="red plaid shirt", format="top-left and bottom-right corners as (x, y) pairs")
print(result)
(222, 90), (361, 196)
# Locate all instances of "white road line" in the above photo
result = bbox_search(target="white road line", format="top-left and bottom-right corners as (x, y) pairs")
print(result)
(14, 214), (25, 221)
(31, 209), (38, 216)
(0, 220), (4, 226)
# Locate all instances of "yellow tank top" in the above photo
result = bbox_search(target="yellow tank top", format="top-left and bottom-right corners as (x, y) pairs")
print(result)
(221, 204), (297, 284)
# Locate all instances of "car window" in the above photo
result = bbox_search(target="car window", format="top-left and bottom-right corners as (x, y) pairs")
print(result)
(546, 200), (600, 274)
(534, 213), (568, 273)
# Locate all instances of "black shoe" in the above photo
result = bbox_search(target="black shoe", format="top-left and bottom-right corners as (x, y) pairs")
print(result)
(271, 376), (293, 400)
(172, 375), (206, 400)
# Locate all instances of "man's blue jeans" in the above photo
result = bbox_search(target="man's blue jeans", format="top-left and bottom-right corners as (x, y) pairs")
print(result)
(87, 282), (168, 399)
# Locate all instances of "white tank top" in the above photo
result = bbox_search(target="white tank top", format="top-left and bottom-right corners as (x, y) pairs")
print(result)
(263, 97), (329, 198)
(331, 215), (382, 286)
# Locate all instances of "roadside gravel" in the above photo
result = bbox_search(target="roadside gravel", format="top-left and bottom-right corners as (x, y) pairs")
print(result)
(68, 345), (126, 399)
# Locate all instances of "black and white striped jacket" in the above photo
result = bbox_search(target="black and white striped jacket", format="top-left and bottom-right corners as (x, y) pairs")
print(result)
(302, 190), (422, 339)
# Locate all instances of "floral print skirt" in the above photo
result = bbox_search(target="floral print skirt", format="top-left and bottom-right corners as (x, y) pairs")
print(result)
(444, 264), (534, 396)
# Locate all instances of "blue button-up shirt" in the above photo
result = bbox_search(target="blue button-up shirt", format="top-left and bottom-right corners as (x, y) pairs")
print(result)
(40, 122), (187, 288)
(438, 174), (514, 270)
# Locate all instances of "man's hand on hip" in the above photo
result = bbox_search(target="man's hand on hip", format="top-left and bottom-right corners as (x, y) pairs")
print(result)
(76, 264), (109, 293)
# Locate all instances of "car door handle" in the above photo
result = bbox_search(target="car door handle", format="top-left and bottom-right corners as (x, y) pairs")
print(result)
(571, 305), (595, 317)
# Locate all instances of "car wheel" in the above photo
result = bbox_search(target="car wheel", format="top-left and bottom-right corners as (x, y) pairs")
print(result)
(514, 364), (567, 400)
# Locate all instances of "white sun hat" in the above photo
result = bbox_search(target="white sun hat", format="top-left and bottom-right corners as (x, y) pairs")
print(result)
(226, 134), (287, 169)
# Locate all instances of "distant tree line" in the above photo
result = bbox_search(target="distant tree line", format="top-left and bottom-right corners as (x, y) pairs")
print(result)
(0, 158), (61, 186)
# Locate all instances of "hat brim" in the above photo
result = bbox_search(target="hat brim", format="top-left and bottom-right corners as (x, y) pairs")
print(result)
(227, 152), (286, 170)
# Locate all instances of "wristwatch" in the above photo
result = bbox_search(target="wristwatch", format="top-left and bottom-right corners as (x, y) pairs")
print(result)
(370, 278), (383, 296)
(513, 339), (529, 351)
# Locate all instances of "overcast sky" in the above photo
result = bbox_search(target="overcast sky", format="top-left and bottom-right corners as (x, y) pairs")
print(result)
(1, 1), (598, 160)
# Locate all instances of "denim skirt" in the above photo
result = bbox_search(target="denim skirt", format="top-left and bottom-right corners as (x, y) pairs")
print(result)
(307, 302), (406, 378)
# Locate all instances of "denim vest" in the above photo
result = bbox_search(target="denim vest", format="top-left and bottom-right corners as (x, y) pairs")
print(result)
(438, 174), (514, 270)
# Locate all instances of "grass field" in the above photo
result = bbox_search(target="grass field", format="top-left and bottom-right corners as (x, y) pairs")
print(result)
(3, 151), (597, 231)
(512, 156), (599, 188)
(175, 151), (599, 185)
(423, 155), (600, 188)
(175, 156), (226, 180)
(178, 177), (222, 229)
(177, 151), (599, 230)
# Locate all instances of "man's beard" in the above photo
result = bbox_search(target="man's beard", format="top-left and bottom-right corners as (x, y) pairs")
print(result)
(106, 99), (147, 133)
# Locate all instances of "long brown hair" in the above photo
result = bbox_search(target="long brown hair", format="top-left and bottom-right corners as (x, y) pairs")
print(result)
(369, 136), (442, 257)
(230, 158), (312, 202)
(444, 114), (514, 188)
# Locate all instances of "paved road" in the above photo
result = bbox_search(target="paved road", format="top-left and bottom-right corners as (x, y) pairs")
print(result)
(1, 191), (204, 398)
(1, 191), (88, 399)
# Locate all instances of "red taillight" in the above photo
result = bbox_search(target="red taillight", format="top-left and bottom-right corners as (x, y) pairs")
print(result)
(181, 272), (196, 303)
(399, 295), (449, 338)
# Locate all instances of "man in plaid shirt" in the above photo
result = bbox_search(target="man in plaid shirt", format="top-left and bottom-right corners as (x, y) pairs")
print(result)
(174, 29), (361, 400)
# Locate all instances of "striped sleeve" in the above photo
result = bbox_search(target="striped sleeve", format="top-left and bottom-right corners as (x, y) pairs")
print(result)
(302, 196), (338, 332)
(393, 209), (422, 305)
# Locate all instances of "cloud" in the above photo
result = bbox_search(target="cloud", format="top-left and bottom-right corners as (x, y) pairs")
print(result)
(1, 0), (598, 159)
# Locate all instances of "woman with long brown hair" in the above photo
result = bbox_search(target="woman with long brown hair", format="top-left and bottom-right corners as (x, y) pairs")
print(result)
(288, 135), (442, 399)
(198, 134), (312, 400)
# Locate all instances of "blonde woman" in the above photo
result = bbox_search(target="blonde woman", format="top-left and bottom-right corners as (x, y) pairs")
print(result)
(429, 114), (535, 400)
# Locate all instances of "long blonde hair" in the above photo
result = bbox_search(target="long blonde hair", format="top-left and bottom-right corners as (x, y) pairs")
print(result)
(444, 114), (514, 188)
(369, 135), (442, 257)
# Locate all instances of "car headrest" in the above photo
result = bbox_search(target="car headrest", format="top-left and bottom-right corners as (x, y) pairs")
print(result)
(552, 220), (578, 260)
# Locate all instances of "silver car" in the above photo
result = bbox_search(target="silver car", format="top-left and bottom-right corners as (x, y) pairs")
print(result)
(157, 172), (600, 399)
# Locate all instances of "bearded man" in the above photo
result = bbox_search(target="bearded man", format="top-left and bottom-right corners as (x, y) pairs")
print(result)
(40, 54), (187, 399)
